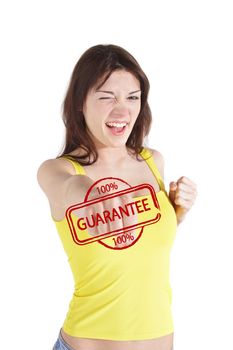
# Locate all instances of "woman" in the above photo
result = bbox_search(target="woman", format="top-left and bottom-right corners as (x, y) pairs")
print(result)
(37, 44), (197, 350)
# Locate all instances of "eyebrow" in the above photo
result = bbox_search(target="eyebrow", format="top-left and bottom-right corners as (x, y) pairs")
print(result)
(95, 89), (141, 95)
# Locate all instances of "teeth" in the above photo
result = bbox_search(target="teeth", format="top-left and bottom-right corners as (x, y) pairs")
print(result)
(106, 122), (127, 128)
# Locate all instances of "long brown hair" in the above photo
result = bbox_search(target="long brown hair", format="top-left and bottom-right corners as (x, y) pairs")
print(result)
(56, 44), (153, 165)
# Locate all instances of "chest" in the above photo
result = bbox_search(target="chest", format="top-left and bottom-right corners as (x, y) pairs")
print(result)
(82, 160), (161, 193)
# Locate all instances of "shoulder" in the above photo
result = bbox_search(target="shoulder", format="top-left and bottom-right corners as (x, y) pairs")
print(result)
(37, 157), (79, 208)
(37, 157), (76, 177)
(146, 147), (165, 180)
(146, 147), (164, 163)
(36, 157), (76, 187)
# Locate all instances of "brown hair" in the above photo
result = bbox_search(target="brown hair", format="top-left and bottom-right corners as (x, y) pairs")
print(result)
(56, 44), (152, 165)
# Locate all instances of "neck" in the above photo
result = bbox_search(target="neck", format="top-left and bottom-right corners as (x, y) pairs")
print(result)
(96, 145), (131, 166)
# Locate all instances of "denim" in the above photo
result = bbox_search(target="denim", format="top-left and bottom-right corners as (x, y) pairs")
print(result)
(52, 329), (75, 350)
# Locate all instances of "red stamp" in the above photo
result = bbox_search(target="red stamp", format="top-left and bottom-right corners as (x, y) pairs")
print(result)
(65, 177), (161, 249)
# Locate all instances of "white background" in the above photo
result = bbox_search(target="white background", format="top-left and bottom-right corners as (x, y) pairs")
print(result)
(1, 1), (233, 349)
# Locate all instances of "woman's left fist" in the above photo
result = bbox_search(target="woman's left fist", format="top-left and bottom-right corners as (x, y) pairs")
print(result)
(168, 176), (197, 222)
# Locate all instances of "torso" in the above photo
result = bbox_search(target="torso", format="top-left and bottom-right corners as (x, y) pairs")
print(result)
(51, 148), (174, 350)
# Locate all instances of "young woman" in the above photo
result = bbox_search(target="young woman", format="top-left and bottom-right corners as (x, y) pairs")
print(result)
(37, 44), (197, 350)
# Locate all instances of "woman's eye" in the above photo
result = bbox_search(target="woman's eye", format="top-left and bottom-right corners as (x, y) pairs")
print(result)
(128, 96), (139, 100)
(99, 96), (140, 100)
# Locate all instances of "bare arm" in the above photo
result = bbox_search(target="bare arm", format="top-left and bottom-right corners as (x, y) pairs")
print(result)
(37, 158), (94, 209)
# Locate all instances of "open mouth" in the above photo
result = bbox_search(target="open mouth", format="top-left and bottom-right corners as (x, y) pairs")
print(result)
(105, 122), (128, 135)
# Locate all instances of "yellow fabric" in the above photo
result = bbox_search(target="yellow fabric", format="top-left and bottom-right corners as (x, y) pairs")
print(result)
(51, 147), (177, 340)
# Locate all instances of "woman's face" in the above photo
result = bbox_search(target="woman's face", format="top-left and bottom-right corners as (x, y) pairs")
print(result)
(82, 70), (141, 149)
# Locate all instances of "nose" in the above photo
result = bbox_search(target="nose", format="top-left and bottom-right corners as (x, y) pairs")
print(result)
(113, 97), (130, 113)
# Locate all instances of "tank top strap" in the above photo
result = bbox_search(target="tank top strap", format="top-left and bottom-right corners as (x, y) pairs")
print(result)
(60, 155), (86, 175)
(61, 149), (165, 192)
(139, 147), (166, 192)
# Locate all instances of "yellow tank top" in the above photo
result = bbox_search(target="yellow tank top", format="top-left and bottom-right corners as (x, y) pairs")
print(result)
(51, 147), (177, 340)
